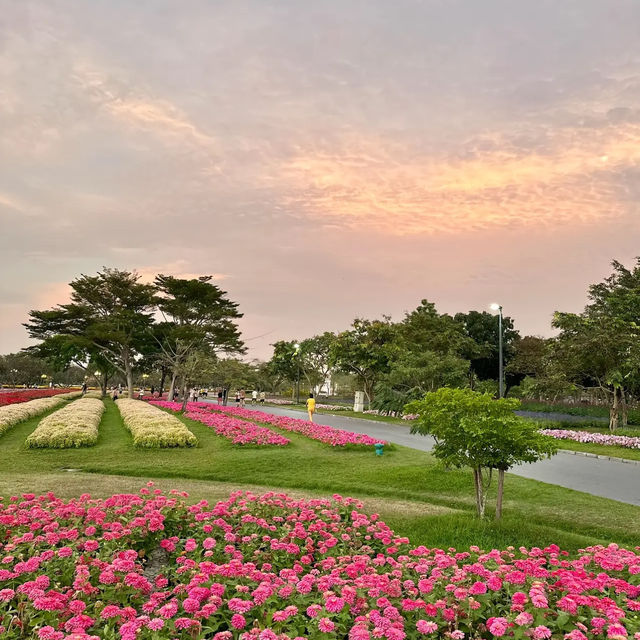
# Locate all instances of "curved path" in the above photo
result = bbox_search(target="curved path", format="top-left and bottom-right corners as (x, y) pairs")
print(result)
(217, 403), (640, 506)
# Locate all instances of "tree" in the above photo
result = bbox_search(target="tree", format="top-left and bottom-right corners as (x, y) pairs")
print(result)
(454, 310), (520, 391)
(330, 318), (396, 407)
(211, 358), (261, 392)
(25, 334), (117, 396)
(299, 332), (336, 394)
(268, 341), (303, 398)
(0, 352), (53, 386)
(154, 275), (244, 401)
(373, 301), (473, 412)
(553, 259), (640, 430)
(25, 269), (157, 397)
(506, 336), (576, 402)
(406, 388), (557, 519)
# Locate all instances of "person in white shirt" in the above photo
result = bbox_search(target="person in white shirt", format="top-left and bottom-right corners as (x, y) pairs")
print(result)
(252, 390), (258, 405)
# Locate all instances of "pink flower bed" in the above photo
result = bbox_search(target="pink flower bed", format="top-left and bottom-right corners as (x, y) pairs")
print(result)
(540, 429), (640, 450)
(150, 401), (290, 446)
(0, 488), (639, 640)
(209, 404), (386, 447)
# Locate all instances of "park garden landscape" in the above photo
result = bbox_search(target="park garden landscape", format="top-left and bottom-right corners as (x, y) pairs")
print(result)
(1, 265), (640, 639)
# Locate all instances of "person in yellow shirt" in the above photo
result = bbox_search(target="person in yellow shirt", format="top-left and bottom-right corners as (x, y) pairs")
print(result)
(306, 393), (316, 422)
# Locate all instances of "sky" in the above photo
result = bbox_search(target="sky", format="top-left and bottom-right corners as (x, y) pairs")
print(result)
(1, 0), (640, 360)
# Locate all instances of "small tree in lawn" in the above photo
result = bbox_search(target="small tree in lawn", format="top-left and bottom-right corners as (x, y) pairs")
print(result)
(406, 388), (557, 519)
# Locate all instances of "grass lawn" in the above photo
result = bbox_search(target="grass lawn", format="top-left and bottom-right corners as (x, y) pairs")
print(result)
(0, 398), (638, 552)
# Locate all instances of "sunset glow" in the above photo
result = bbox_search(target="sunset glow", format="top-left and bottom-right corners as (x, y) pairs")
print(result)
(1, 1), (640, 357)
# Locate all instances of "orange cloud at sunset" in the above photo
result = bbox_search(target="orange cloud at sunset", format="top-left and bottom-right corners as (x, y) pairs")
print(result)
(281, 123), (640, 234)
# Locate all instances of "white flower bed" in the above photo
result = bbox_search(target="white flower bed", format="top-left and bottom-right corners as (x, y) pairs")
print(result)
(116, 398), (197, 448)
(26, 398), (105, 448)
(0, 391), (81, 437)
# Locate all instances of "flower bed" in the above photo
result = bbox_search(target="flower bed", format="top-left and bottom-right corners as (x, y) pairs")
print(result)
(116, 399), (197, 448)
(316, 403), (349, 411)
(0, 392), (81, 438)
(266, 398), (294, 405)
(0, 489), (638, 640)
(209, 404), (386, 447)
(0, 388), (74, 407)
(26, 398), (105, 448)
(151, 402), (290, 446)
(540, 428), (640, 450)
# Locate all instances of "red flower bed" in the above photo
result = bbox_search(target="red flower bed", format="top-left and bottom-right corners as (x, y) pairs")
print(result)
(0, 389), (73, 407)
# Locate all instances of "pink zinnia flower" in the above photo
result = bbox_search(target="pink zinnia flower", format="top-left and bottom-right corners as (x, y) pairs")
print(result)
(318, 618), (335, 633)
(231, 614), (247, 629)
(416, 620), (438, 634)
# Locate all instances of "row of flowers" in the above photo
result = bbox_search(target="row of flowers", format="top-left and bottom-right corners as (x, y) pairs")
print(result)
(151, 402), (290, 446)
(0, 391), (82, 438)
(209, 404), (386, 447)
(315, 404), (349, 411)
(0, 488), (638, 640)
(115, 399), (197, 448)
(0, 389), (75, 407)
(361, 410), (417, 420)
(539, 428), (640, 450)
(26, 398), (105, 449)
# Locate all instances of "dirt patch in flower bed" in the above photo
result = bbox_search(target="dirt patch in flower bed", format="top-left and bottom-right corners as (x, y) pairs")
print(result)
(0, 487), (638, 639)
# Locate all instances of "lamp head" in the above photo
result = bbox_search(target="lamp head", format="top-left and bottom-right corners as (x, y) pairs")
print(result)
(490, 303), (501, 311)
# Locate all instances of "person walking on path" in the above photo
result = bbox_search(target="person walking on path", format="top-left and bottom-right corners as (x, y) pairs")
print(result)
(217, 388), (223, 405)
(306, 393), (316, 422)
(235, 390), (241, 406)
(81, 381), (87, 395)
(252, 389), (258, 405)
(259, 391), (265, 404)
(240, 389), (246, 407)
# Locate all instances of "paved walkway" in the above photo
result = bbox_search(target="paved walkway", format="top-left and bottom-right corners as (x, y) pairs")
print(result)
(221, 403), (640, 506)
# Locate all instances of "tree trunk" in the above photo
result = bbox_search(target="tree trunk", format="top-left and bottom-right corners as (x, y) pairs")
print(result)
(168, 372), (178, 402)
(496, 469), (505, 520)
(609, 387), (619, 432)
(473, 468), (483, 518)
(621, 387), (628, 428)
(123, 351), (134, 398)
(100, 377), (108, 398)
(159, 367), (167, 395)
(181, 383), (189, 412)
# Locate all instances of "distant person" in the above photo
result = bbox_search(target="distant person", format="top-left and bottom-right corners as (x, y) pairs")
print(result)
(217, 388), (223, 405)
(240, 389), (246, 407)
(112, 387), (119, 401)
(259, 391), (265, 404)
(139, 387), (144, 399)
(81, 381), (88, 395)
(252, 389), (258, 405)
(235, 390), (241, 406)
(306, 393), (316, 422)
(190, 387), (198, 403)
(173, 388), (179, 401)
(150, 385), (155, 396)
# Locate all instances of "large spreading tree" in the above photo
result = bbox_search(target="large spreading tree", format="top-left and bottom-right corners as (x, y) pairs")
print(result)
(25, 269), (156, 397)
(153, 274), (244, 401)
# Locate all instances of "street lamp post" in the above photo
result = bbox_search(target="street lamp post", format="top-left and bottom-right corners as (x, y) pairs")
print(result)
(294, 343), (301, 405)
(490, 303), (504, 399)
